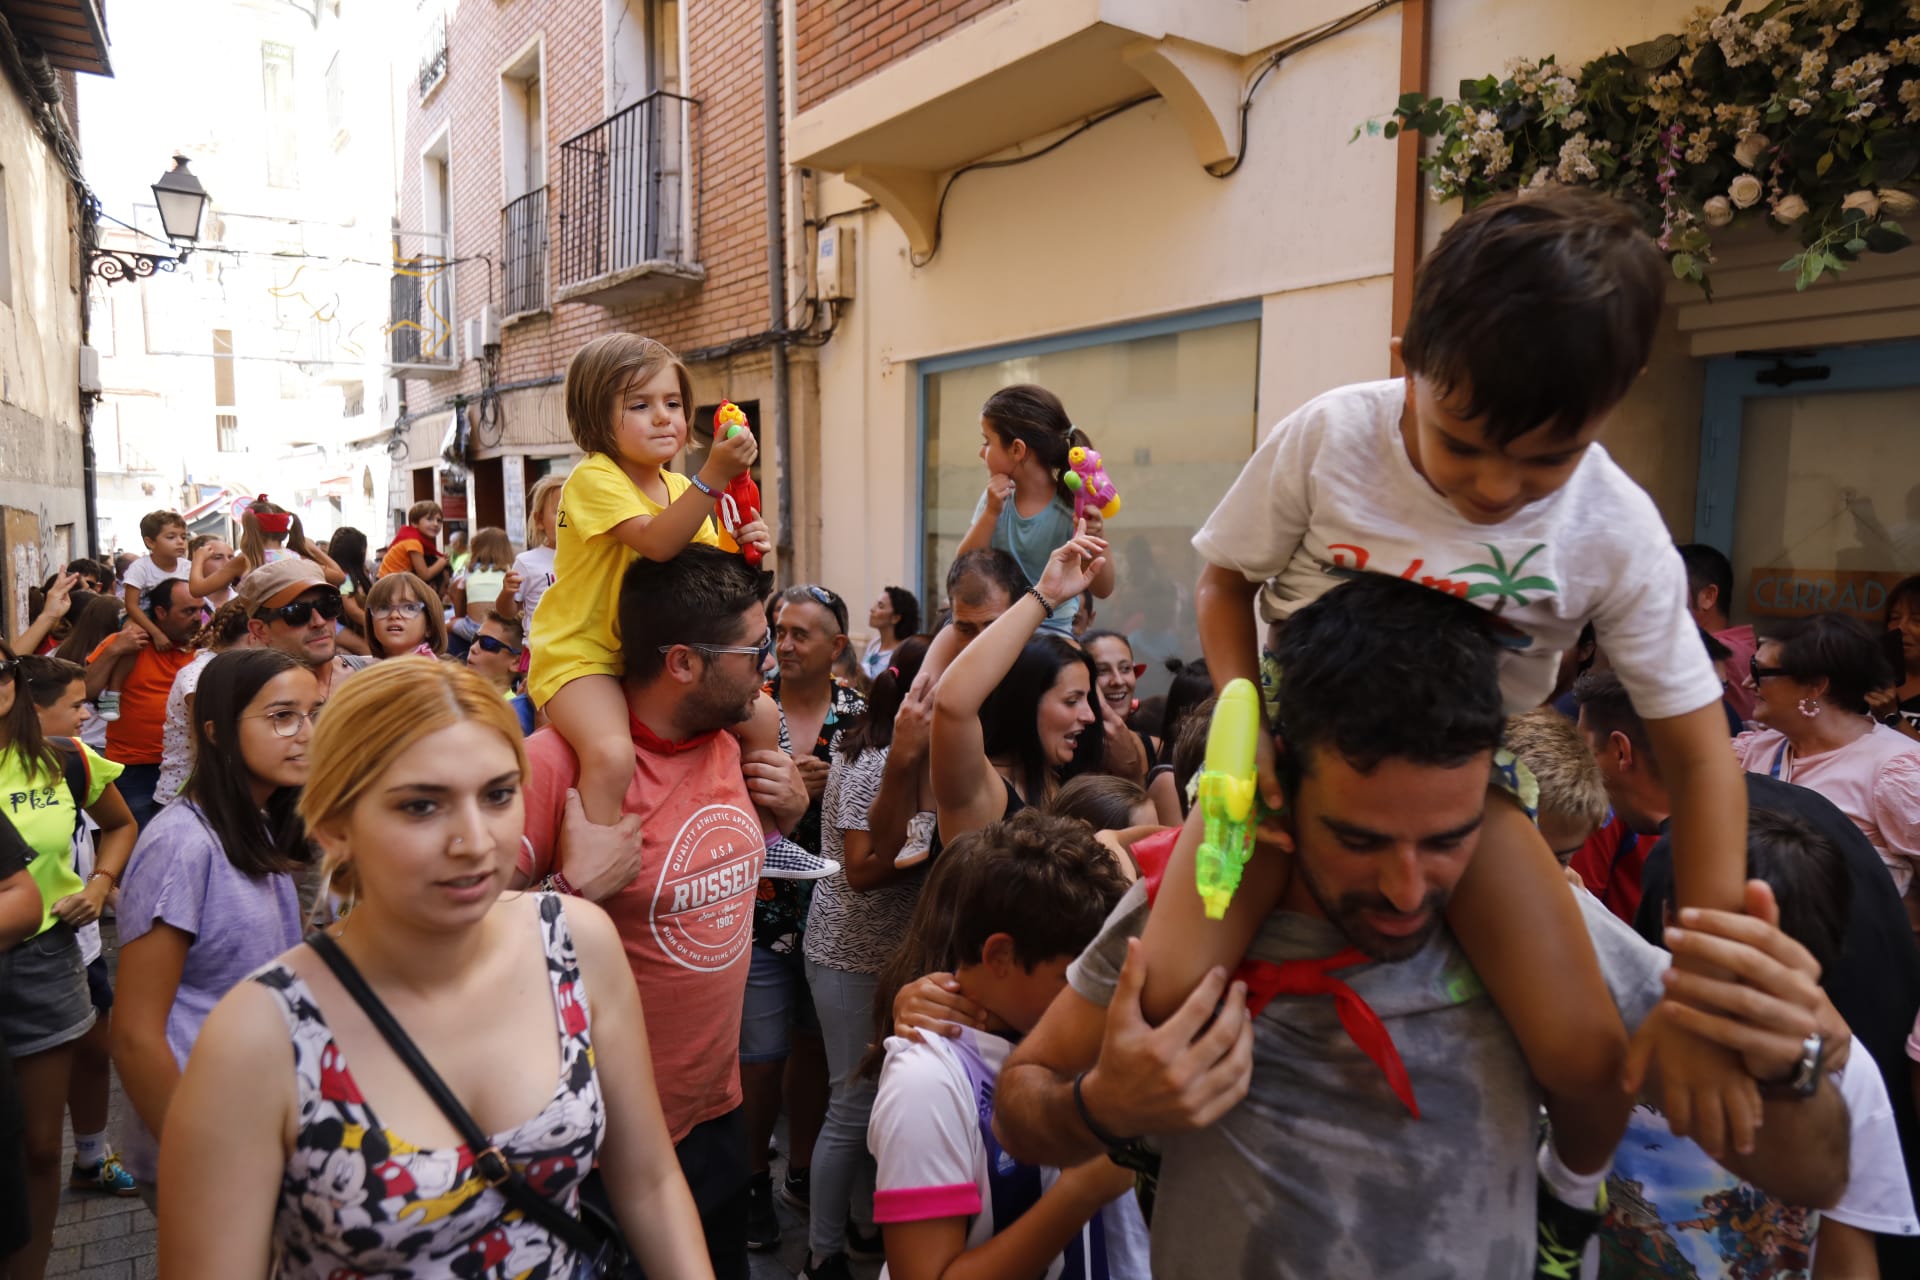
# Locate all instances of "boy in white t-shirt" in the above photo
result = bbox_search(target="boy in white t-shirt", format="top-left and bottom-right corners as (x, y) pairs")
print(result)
(867, 811), (1148, 1280)
(103, 510), (191, 721)
(1140, 188), (1753, 1268)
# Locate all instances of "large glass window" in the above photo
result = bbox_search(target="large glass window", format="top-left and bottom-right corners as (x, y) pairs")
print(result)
(921, 311), (1260, 697)
(1731, 384), (1920, 625)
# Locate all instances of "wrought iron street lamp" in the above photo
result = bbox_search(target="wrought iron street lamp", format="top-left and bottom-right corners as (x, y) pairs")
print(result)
(91, 155), (212, 285)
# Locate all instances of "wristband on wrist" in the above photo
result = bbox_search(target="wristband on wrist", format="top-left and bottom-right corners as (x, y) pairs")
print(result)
(543, 870), (579, 897)
(688, 473), (718, 498)
(1073, 1070), (1136, 1149)
(87, 869), (117, 888)
(1026, 586), (1057, 618)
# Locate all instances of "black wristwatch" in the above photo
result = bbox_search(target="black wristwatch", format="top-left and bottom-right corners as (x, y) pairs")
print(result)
(1883, 711), (1907, 728)
(1073, 1070), (1137, 1149)
(1759, 1031), (1826, 1100)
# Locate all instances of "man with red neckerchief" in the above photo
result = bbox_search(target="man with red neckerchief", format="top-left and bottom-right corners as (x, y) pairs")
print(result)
(514, 546), (808, 1280)
(990, 576), (1853, 1280)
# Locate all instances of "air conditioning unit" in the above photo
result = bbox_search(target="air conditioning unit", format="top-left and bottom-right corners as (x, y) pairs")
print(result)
(463, 304), (501, 363)
(816, 225), (853, 301)
(78, 345), (101, 395)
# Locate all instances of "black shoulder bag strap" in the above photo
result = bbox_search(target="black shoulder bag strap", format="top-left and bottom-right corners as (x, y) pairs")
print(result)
(304, 931), (626, 1274)
(54, 737), (90, 839)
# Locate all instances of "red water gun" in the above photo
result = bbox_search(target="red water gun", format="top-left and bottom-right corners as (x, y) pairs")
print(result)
(711, 402), (764, 566)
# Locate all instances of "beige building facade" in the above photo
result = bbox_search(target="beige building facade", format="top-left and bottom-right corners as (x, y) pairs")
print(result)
(793, 0), (1920, 687)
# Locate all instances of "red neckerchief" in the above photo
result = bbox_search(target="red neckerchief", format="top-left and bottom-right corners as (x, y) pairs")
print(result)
(393, 524), (439, 557)
(627, 713), (720, 756)
(1131, 828), (1419, 1119)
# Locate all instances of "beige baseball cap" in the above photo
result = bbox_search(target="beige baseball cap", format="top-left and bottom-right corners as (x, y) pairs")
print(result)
(237, 558), (333, 611)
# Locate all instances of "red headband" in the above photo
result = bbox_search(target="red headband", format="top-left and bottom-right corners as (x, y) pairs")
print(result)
(252, 496), (293, 536)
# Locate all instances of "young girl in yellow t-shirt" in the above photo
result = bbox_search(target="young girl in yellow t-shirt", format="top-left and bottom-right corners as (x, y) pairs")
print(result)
(528, 333), (774, 827)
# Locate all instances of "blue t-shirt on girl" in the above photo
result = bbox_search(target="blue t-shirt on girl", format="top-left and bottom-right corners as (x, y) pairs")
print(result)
(971, 490), (1077, 634)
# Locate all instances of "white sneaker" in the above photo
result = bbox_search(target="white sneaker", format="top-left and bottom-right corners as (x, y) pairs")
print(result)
(96, 692), (121, 722)
(893, 812), (936, 868)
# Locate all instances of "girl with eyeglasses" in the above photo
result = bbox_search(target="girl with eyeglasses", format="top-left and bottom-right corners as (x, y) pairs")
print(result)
(363, 572), (448, 660)
(0, 638), (138, 1279)
(110, 648), (319, 1204)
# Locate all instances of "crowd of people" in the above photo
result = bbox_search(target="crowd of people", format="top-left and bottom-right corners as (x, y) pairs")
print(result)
(0, 185), (1915, 1280)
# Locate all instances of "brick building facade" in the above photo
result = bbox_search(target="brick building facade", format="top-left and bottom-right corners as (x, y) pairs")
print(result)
(794, 0), (1009, 111)
(386, 0), (831, 572)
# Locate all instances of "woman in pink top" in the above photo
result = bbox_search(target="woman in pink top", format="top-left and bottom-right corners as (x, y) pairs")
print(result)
(1735, 612), (1920, 932)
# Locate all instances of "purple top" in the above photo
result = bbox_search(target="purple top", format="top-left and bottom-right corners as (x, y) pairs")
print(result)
(112, 799), (303, 1181)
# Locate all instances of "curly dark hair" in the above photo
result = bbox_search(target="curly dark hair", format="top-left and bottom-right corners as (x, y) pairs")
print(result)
(1274, 575), (1502, 790)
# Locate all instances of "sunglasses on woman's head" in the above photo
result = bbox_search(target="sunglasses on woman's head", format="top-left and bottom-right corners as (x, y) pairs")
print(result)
(266, 594), (345, 627)
(474, 634), (520, 657)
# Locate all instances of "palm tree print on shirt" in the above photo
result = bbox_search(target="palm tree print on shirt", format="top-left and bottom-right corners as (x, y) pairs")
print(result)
(1451, 543), (1558, 614)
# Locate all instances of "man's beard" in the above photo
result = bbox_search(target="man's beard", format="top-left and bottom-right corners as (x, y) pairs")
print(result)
(681, 668), (757, 736)
(1297, 857), (1448, 962)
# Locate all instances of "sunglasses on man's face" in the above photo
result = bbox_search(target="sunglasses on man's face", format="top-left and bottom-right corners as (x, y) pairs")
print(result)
(474, 634), (521, 657)
(266, 594), (344, 628)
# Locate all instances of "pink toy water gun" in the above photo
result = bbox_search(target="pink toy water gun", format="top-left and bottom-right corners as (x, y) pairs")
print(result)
(1063, 447), (1121, 522)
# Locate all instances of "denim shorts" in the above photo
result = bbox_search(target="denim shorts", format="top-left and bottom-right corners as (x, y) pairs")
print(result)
(738, 944), (819, 1064)
(0, 924), (97, 1057)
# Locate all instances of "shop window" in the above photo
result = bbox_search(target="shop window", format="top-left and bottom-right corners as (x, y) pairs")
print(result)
(920, 309), (1260, 698)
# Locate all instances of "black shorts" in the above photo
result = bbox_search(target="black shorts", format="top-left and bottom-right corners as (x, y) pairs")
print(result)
(85, 955), (113, 1015)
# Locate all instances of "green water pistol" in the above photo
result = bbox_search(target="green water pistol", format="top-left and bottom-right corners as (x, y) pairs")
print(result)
(1195, 677), (1262, 920)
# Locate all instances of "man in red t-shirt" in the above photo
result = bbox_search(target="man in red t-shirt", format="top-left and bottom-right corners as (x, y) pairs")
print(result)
(515, 545), (806, 1280)
(85, 577), (203, 824)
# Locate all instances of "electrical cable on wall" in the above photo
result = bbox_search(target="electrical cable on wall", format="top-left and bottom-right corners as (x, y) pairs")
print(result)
(1207, 0), (1401, 179)
(909, 96), (1158, 268)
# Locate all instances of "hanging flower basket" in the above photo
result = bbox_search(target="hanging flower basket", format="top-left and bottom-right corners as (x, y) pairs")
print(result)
(1364, 0), (1920, 293)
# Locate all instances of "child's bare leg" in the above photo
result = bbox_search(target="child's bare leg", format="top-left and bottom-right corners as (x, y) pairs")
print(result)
(544, 674), (634, 826)
(1445, 792), (1629, 1168)
(1138, 806), (1291, 1025)
(730, 695), (786, 834)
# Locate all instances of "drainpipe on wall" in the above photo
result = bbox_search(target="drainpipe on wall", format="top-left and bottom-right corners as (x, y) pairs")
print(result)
(761, 0), (793, 569)
(82, 399), (101, 558)
(1389, 0), (1431, 375)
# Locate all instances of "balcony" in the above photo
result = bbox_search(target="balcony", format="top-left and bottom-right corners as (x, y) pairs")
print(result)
(502, 186), (549, 318)
(0, 0), (111, 75)
(789, 0), (1348, 255)
(387, 230), (458, 374)
(556, 92), (703, 307)
(418, 13), (449, 101)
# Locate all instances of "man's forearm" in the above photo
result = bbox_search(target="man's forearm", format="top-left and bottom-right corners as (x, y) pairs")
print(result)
(993, 1063), (1108, 1168)
(1719, 1078), (1850, 1209)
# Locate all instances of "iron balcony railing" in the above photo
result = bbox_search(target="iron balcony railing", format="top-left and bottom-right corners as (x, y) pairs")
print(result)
(557, 92), (699, 290)
(388, 229), (456, 369)
(502, 185), (549, 315)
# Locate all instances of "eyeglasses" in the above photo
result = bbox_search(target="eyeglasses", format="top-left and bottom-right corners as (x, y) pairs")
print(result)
(248, 706), (322, 738)
(474, 634), (521, 657)
(372, 600), (427, 620)
(263, 594), (344, 628)
(1749, 656), (1792, 683)
(659, 631), (775, 665)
